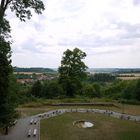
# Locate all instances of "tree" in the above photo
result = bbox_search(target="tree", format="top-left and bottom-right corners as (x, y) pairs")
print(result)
(104, 81), (125, 99)
(31, 81), (42, 98)
(135, 80), (140, 101)
(0, 0), (45, 37)
(88, 73), (116, 82)
(0, 0), (44, 20)
(58, 48), (88, 97)
(0, 0), (45, 134)
(82, 84), (96, 98)
(92, 83), (101, 97)
(122, 81), (135, 100)
(82, 83), (101, 98)
(0, 38), (18, 134)
(42, 81), (64, 99)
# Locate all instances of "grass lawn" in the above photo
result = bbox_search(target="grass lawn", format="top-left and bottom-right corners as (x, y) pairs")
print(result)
(16, 107), (55, 117)
(17, 103), (140, 117)
(18, 98), (140, 117)
(40, 112), (140, 140)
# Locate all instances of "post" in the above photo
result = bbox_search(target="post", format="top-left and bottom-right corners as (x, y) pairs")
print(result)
(5, 126), (8, 135)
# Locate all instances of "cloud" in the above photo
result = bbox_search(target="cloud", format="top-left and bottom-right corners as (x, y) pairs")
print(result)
(7, 0), (140, 68)
(57, 21), (140, 48)
(133, 0), (140, 5)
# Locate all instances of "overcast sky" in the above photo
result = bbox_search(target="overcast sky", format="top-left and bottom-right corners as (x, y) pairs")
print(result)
(7, 0), (140, 68)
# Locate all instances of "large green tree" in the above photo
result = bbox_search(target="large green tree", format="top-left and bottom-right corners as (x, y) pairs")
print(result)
(0, 0), (45, 134)
(58, 48), (88, 97)
(0, 38), (17, 134)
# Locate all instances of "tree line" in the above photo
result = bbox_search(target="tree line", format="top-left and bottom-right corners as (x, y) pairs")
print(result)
(29, 78), (140, 103)
(13, 67), (55, 73)
(30, 80), (101, 99)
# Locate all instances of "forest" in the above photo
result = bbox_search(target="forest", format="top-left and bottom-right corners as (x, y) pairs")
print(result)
(16, 71), (140, 105)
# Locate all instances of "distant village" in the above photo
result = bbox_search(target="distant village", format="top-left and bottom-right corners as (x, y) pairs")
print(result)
(13, 67), (58, 84)
(15, 72), (58, 84)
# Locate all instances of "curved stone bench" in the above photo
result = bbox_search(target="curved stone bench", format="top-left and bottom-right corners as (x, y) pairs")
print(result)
(35, 108), (140, 123)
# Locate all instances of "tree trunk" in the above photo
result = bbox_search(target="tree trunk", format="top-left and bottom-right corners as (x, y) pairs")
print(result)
(5, 126), (8, 135)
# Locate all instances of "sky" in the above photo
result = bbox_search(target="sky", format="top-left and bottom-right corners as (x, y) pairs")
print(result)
(7, 0), (140, 68)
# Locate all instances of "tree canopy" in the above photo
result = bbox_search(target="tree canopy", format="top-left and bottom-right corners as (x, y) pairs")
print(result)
(0, 0), (45, 37)
(58, 48), (88, 97)
(59, 48), (87, 80)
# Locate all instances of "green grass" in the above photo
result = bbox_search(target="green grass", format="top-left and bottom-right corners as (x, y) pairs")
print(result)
(40, 113), (140, 140)
(20, 98), (113, 107)
(18, 98), (140, 117)
(16, 107), (55, 117)
(18, 102), (140, 117)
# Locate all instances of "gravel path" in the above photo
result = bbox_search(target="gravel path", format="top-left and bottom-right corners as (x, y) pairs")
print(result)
(0, 117), (39, 140)
(0, 108), (140, 140)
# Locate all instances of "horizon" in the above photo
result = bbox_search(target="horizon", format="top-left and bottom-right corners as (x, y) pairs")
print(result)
(13, 66), (140, 69)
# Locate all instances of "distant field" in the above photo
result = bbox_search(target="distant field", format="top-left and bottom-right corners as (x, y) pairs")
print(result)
(118, 73), (140, 76)
(117, 73), (140, 80)
(14, 72), (42, 75)
(40, 113), (140, 140)
(118, 77), (140, 80)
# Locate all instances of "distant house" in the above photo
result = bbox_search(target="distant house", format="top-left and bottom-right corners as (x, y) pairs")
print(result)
(16, 73), (58, 84)
(17, 79), (34, 84)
